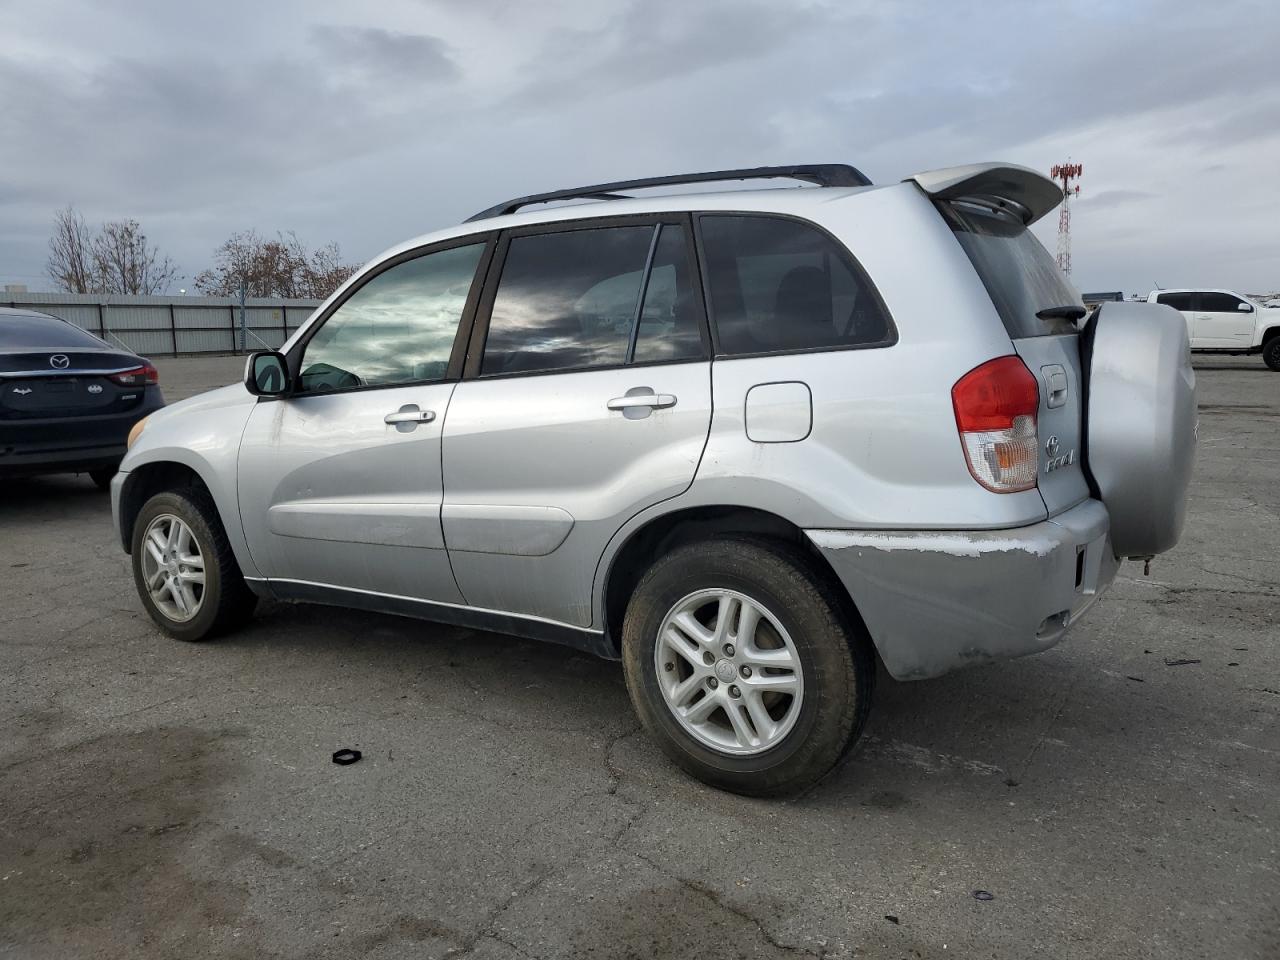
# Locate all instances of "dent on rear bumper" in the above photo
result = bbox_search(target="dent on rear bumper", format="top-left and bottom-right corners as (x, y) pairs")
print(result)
(808, 499), (1118, 681)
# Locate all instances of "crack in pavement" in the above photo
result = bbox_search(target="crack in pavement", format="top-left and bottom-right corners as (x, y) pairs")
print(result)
(631, 850), (826, 958)
(446, 724), (651, 959)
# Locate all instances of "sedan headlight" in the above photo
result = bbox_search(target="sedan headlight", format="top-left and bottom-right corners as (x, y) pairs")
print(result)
(127, 415), (151, 450)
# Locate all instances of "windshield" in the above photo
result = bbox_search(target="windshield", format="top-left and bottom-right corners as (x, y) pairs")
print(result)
(946, 202), (1082, 338)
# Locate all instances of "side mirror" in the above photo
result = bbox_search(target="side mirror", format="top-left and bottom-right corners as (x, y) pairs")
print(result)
(244, 351), (290, 397)
(1237, 302), (1254, 312)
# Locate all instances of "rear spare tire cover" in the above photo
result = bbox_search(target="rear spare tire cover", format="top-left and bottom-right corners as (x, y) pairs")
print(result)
(1084, 301), (1196, 558)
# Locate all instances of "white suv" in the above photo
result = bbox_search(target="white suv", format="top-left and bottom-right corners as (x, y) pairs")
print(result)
(112, 163), (1197, 795)
(1146, 288), (1280, 370)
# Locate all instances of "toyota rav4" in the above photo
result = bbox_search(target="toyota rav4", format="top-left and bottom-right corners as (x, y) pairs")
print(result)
(112, 163), (1197, 795)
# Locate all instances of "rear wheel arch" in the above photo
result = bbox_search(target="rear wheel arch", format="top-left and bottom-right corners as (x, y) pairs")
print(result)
(600, 504), (870, 657)
(1262, 330), (1280, 371)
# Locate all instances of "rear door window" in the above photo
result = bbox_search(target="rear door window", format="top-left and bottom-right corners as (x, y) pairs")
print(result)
(1199, 292), (1249, 313)
(698, 215), (892, 356)
(480, 222), (703, 376)
(1156, 292), (1196, 311)
(946, 203), (1082, 338)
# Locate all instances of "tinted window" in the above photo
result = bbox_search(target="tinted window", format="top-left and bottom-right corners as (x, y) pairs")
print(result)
(633, 225), (703, 364)
(1156, 292), (1195, 311)
(299, 243), (484, 394)
(482, 225), (701, 376)
(947, 203), (1081, 338)
(1, 314), (108, 349)
(1200, 292), (1248, 312)
(699, 215), (891, 356)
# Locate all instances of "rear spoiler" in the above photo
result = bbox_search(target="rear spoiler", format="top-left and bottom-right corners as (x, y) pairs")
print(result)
(905, 163), (1063, 226)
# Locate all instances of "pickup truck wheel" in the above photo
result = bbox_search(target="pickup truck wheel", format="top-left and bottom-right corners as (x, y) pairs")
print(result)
(622, 538), (874, 797)
(1262, 337), (1280, 371)
(130, 489), (257, 642)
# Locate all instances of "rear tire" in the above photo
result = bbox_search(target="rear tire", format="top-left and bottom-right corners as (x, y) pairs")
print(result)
(89, 467), (116, 491)
(130, 489), (258, 642)
(1262, 337), (1280, 372)
(622, 538), (874, 797)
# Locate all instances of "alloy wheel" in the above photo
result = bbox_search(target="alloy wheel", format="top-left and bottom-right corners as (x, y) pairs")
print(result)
(654, 588), (804, 756)
(140, 514), (206, 623)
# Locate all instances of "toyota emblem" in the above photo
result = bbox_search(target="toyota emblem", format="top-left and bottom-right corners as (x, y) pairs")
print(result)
(49, 354), (70, 369)
(1045, 435), (1060, 458)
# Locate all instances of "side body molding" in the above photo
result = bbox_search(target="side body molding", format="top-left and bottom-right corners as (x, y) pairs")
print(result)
(269, 499), (446, 549)
(442, 504), (575, 556)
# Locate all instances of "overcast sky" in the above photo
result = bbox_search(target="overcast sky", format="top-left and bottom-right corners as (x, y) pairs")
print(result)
(1, 0), (1277, 296)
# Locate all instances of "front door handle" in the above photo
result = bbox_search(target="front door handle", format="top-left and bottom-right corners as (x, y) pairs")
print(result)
(607, 389), (677, 420)
(384, 404), (435, 432)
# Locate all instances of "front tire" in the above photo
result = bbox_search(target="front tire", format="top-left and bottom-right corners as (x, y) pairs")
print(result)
(1262, 337), (1280, 372)
(622, 538), (874, 797)
(89, 467), (116, 490)
(130, 489), (258, 641)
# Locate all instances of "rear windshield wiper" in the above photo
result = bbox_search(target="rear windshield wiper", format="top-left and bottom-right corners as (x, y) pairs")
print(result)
(1036, 304), (1087, 322)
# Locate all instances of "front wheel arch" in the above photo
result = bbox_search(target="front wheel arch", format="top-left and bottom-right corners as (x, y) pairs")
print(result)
(118, 461), (212, 554)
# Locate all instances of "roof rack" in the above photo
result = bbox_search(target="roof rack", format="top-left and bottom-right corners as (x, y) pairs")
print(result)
(464, 164), (872, 222)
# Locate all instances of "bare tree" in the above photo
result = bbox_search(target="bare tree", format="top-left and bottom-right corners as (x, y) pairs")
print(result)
(46, 207), (177, 295)
(46, 206), (97, 293)
(195, 231), (358, 300)
(92, 219), (177, 295)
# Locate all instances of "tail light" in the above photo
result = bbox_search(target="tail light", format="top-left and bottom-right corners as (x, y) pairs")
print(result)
(109, 363), (159, 387)
(952, 355), (1039, 493)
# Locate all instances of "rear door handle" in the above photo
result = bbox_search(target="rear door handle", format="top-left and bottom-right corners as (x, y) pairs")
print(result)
(384, 404), (435, 431)
(606, 393), (676, 410)
(607, 388), (676, 420)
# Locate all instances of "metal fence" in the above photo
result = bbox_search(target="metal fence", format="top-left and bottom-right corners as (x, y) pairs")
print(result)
(4, 292), (322, 356)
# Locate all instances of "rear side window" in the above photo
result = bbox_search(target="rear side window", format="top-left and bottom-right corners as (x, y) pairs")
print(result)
(946, 203), (1082, 338)
(699, 215), (892, 356)
(1156, 292), (1195, 311)
(480, 223), (702, 376)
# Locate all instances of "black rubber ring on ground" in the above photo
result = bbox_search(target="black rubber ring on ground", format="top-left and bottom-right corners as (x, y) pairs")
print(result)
(332, 749), (362, 765)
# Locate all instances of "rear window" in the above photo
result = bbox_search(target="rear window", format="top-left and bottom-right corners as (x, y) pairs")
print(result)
(1, 314), (107, 349)
(946, 203), (1082, 338)
(698, 215), (892, 357)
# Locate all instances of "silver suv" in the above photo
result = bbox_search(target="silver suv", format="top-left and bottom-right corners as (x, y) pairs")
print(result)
(113, 163), (1197, 795)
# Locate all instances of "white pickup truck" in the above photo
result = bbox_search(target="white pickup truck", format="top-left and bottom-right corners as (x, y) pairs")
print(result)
(1146, 289), (1280, 370)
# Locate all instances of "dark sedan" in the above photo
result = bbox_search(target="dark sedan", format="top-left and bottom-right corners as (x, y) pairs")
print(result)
(0, 307), (165, 488)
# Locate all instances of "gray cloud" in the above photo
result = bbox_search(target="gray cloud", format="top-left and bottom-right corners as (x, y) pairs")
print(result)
(1077, 189), (1157, 209)
(310, 25), (458, 86)
(0, 0), (1277, 294)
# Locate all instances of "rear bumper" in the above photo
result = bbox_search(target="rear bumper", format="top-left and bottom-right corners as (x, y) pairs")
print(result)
(0, 393), (163, 477)
(807, 498), (1119, 681)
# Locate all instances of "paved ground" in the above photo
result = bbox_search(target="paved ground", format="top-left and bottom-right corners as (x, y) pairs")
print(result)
(2, 353), (1277, 959)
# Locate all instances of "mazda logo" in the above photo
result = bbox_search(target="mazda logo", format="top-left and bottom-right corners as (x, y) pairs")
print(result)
(49, 354), (70, 369)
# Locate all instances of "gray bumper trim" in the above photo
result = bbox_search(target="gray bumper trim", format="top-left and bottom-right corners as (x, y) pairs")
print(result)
(808, 499), (1118, 681)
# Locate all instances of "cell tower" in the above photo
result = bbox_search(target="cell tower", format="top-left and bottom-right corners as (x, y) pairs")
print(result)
(1050, 161), (1082, 276)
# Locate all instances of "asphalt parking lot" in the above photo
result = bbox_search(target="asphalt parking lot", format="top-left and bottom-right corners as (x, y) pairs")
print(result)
(2, 353), (1277, 959)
